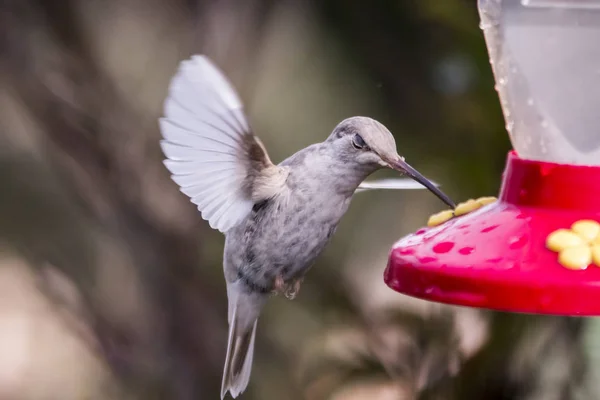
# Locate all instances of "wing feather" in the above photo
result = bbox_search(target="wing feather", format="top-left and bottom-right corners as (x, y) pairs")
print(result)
(180, 55), (250, 132)
(159, 55), (288, 233)
(208, 194), (248, 232)
(160, 120), (240, 151)
(160, 141), (236, 162)
(170, 169), (237, 188)
(184, 178), (238, 200)
(164, 90), (243, 143)
(164, 159), (237, 175)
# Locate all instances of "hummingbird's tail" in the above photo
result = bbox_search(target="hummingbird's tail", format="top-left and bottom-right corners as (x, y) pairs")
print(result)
(221, 284), (266, 399)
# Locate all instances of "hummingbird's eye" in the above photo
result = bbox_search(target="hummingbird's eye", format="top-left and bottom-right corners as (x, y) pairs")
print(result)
(352, 134), (367, 150)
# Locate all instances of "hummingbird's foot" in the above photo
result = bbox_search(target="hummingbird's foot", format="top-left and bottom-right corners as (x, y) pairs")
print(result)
(284, 278), (304, 300)
(272, 275), (286, 296)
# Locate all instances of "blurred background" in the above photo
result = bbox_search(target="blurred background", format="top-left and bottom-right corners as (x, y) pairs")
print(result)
(1, 0), (599, 399)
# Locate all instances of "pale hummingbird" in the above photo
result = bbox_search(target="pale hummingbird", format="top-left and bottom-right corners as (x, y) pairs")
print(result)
(158, 55), (455, 399)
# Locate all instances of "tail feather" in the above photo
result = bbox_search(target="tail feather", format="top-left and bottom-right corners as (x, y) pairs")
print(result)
(221, 313), (257, 399)
(221, 284), (265, 399)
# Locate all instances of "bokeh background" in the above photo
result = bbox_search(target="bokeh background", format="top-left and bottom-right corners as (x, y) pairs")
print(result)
(1, 0), (599, 399)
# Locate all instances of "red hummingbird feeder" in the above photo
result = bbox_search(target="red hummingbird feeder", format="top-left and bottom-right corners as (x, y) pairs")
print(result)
(384, 0), (600, 316)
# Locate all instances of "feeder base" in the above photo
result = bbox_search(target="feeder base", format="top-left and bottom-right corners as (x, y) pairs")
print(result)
(384, 151), (600, 316)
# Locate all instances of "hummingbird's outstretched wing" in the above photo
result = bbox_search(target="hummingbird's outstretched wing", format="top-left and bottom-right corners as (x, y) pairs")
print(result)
(159, 55), (286, 233)
(356, 178), (440, 193)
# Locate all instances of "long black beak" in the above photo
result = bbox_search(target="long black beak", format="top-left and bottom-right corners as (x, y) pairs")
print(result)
(390, 158), (456, 208)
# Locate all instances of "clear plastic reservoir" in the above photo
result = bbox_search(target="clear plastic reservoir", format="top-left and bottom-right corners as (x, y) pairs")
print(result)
(478, 0), (600, 165)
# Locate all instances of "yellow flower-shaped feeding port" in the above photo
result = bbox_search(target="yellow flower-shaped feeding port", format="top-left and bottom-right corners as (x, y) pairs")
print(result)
(546, 220), (600, 270)
(427, 196), (497, 227)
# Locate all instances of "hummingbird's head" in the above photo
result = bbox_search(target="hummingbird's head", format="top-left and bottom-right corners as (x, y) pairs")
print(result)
(329, 116), (455, 208)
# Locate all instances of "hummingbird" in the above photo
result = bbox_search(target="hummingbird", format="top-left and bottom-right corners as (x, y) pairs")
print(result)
(158, 55), (455, 399)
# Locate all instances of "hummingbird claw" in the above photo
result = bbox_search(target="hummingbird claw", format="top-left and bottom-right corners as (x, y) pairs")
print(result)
(271, 275), (286, 296)
(271, 275), (303, 299)
(284, 278), (303, 300)
(284, 289), (296, 300)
